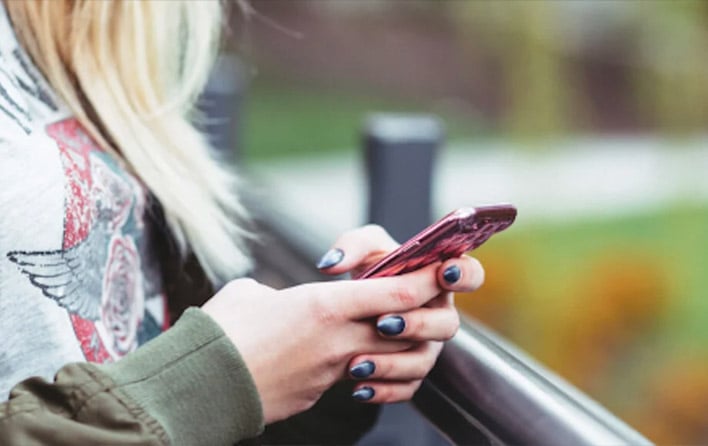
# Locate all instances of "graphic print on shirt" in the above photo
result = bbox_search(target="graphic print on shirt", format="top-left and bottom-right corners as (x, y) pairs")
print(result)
(0, 47), (58, 135)
(6, 118), (164, 362)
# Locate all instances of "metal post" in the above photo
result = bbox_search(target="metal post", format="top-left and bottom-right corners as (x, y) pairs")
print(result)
(364, 114), (443, 241)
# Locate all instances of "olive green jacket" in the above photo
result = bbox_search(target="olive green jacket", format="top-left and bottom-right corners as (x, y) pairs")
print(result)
(0, 309), (378, 445)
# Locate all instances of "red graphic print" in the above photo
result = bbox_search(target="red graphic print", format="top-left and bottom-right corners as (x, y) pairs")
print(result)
(46, 118), (113, 362)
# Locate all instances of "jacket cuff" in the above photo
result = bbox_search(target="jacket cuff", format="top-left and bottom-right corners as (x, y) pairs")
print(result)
(101, 307), (264, 445)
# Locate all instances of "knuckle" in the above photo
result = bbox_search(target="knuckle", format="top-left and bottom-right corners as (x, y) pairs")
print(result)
(323, 349), (344, 370)
(363, 224), (387, 237)
(318, 370), (338, 392)
(444, 312), (461, 340)
(391, 283), (417, 308)
(307, 291), (340, 326)
(333, 344), (357, 369)
(408, 315), (424, 338)
(379, 358), (395, 378)
(376, 385), (393, 402)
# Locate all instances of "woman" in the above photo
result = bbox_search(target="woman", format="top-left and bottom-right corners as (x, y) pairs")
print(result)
(0, 1), (484, 444)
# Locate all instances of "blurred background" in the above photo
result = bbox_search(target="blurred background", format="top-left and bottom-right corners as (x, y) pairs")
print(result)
(218, 1), (708, 444)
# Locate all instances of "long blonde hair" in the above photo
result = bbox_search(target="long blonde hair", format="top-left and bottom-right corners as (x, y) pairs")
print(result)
(6, 0), (251, 284)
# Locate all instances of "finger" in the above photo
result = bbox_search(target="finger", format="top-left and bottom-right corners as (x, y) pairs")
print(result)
(437, 256), (485, 292)
(324, 262), (442, 320)
(351, 380), (424, 404)
(348, 342), (443, 381)
(375, 306), (460, 342)
(316, 224), (399, 274)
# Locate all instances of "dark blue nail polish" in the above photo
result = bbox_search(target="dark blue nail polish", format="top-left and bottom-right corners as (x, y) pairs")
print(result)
(316, 248), (344, 269)
(350, 361), (376, 379)
(443, 265), (461, 284)
(352, 386), (375, 401)
(377, 316), (405, 336)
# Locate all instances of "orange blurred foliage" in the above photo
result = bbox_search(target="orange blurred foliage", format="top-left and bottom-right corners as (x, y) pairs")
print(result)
(549, 250), (667, 391)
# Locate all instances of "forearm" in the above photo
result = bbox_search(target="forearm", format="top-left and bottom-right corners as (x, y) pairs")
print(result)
(0, 308), (264, 446)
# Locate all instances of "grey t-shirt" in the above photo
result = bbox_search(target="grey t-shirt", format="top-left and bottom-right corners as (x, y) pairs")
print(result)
(0, 4), (167, 399)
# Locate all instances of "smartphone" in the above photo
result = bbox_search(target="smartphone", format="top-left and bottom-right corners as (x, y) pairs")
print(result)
(355, 204), (517, 279)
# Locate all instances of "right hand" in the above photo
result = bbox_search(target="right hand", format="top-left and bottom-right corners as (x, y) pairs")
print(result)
(201, 263), (443, 424)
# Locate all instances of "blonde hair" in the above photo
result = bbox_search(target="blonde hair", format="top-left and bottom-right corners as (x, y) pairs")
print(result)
(6, 0), (251, 284)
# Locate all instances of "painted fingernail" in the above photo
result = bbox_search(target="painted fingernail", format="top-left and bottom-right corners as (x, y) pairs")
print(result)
(352, 386), (375, 402)
(443, 265), (461, 284)
(350, 361), (376, 379)
(316, 248), (344, 269)
(377, 316), (405, 336)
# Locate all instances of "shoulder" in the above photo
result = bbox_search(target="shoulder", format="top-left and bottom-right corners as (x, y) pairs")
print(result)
(0, 4), (62, 140)
(0, 56), (33, 141)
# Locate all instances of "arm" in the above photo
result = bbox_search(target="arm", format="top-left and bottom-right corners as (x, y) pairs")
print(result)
(0, 226), (481, 446)
(0, 309), (264, 446)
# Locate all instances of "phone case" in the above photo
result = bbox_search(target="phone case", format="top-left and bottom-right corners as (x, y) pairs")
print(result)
(355, 204), (517, 279)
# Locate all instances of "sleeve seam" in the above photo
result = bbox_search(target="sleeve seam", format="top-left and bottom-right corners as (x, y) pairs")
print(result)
(112, 334), (244, 388)
(76, 364), (170, 444)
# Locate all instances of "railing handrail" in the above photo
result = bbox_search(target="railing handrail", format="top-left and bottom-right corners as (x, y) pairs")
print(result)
(417, 317), (652, 445)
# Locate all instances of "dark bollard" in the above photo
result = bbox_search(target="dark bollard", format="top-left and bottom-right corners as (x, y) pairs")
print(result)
(199, 53), (248, 162)
(364, 114), (443, 242)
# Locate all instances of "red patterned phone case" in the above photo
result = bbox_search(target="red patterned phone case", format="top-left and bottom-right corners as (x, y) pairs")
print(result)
(355, 205), (517, 279)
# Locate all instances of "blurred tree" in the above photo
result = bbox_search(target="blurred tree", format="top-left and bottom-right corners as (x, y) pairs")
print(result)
(634, 0), (708, 133)
(449, 0), (708, 138)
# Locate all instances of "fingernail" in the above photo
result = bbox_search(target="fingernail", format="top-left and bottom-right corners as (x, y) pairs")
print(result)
(377, 316), (405, 336)
(352, 386), (375, 402)
(316, 248), (344, 269)
(350, 361), (376, 379)
(443, 265), (461, 284)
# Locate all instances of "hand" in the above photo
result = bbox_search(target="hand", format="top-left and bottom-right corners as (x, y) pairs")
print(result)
(201, 261), (445, 424)
(317, 224), (484, 403)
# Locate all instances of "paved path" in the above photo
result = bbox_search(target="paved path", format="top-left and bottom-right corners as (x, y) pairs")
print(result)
(249, 136), (708, 241)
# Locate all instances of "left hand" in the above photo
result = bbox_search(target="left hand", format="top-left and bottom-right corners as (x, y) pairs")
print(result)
(317, 224), (485, 403)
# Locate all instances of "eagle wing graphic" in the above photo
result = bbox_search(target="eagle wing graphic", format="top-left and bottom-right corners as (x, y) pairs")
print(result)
(7, 231), (107, 320)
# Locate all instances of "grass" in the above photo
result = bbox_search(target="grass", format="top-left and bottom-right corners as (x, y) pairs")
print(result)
(242, 79), (486, 162)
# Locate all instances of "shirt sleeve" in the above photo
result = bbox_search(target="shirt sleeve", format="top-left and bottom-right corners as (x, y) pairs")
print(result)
(0, 308), (265, 446)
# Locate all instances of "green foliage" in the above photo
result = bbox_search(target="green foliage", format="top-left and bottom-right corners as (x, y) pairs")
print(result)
(242, 80), (485, 162)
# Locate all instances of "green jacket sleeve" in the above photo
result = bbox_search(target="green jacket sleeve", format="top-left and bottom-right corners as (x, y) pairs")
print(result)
(0, 308), (264, 446)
